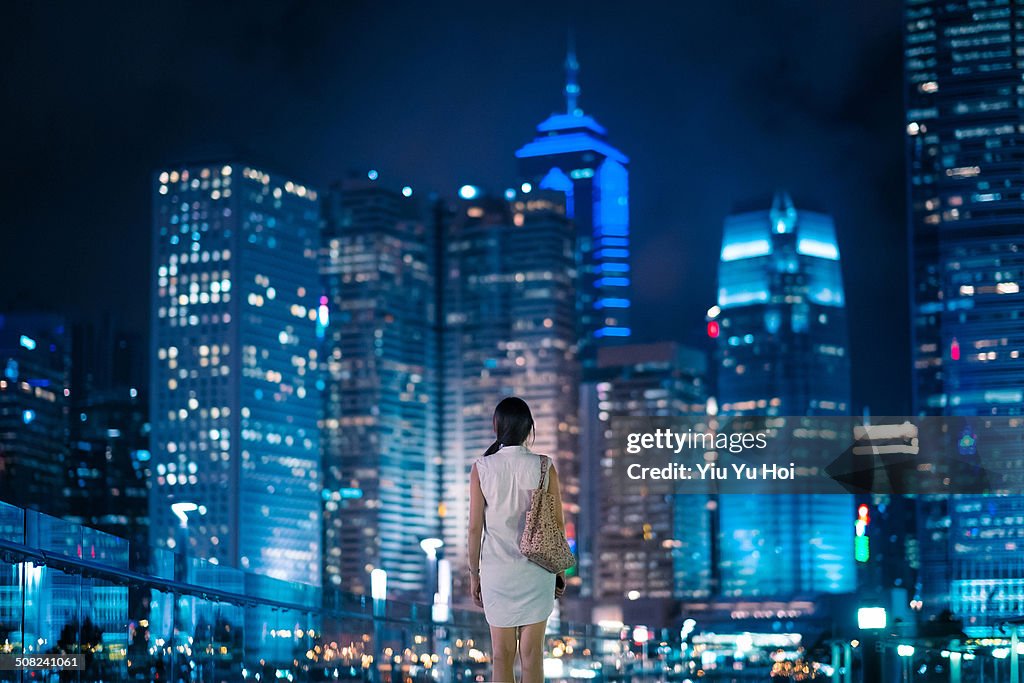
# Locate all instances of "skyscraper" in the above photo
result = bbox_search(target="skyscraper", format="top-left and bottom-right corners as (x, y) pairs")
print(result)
(905, 0), (1024, 632)
(516, 44), (631, 376)
(66, 320), (150, 556)
(0, 314), (70, 513)
(906, 0), (1024, 417)
(150, 162), (323, 586)
(440, 188), (579, 596)
(713, 192), (850, 416)
(320, 176), (440, 597)
(586, 342), (708, 602)
(710, 192), (855, 597)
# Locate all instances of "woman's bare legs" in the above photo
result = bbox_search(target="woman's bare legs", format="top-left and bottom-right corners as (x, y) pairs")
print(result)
(517, 620), (547, 683)
(489, 625), (518, 682)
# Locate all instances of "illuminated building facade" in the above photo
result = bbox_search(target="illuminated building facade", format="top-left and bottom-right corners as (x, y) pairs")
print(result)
(711, 192), (855, 597)
(712, 192), (850, 417)
(440, 188), (579, 595)
(904, 0), (1024, 632)
(906, 0), (1024, 417)
(319, 176), (440, 597)
(586, 342), (708, 601)
(516, 46), (631, 376)
(0, 314), (70, 513)
(150, 162), (323, 586)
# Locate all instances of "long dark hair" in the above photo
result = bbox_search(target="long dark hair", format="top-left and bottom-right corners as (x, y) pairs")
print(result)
(483, 396), (535, 456)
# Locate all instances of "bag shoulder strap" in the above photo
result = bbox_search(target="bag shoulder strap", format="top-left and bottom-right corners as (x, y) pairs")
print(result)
(537, 455), (551, 492)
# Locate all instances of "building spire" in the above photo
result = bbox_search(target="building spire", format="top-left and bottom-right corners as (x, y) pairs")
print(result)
(770, 190), (797, 234)
(565, 29), (580, 115)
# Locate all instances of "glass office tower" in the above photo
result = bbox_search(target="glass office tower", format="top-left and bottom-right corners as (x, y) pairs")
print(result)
(150, 163), (323, 586)
(516, 46), (631, 376)
(320, 177), (440, 597)
(906, 0), (1024, 416)
(714, 192), (850, 416)
(905, 0), (1024, 632)
(0, 314), (70, 513)
(587, 342), (708, 601)
(711, 192), (854, 597)
(440, 188), (579, 597)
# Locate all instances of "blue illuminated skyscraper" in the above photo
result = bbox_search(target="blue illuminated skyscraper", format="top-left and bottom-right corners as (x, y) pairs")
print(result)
(711, 192), (854, 597)
(319, 176), (439, 597)
(712, 192), (850, 416)
(516, 44), (631, 376)
(440, 188), (579, 597)
(150, 163), (323, 586)
(0, 314), (70, 512)
(905, 0), (1024, 632)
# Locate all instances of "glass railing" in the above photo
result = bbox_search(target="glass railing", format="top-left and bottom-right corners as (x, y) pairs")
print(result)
(0, 501), (637, 682)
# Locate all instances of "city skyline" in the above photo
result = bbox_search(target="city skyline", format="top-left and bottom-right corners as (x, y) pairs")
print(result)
(2, 3), (1024, 679)
(2, 1), (910, 415)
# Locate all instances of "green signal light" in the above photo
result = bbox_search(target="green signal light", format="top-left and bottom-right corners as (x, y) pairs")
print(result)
(855, 536), (870, 563)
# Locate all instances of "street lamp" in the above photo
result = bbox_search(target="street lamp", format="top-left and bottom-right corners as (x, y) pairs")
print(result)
(169, 501), (204, 683)
(419, 537), (445, 615)
(419, 538), (451, 680)
(370, 568), (387, 605)
(420, 537), (443, 560)
(171, 501), (203, 528)
(370, 568), (387, 683)
(169, 502), (206, 582)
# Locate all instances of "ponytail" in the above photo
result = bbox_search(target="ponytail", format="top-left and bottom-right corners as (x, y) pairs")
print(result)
(482, 396), (535, 457)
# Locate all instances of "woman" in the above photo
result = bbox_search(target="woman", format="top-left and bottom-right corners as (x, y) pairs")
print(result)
(468, 396), (567, 683)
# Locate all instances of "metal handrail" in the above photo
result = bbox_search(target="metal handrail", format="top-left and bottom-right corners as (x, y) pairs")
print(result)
(0, 536), (616, 640)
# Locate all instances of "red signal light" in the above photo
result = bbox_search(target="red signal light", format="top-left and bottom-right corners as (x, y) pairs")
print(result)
(707, 321), (720, 338)
(858, 504), (870, 524)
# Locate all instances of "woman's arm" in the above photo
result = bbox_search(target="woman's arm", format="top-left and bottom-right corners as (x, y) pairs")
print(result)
(468, 463), (484, 606)
(549, 463), (568, 596)
(549, 464), (566, 533)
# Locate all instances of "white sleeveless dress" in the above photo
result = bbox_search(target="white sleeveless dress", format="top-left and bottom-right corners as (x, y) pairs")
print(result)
(474, 445), (556, 627)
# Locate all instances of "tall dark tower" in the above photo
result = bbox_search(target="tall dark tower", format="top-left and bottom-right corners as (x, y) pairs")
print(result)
(907, 0), (1024, 419)
(905, 0), (1024, 634)
(319, 176), (440, 597)
(440, 188), (580, 601)
(516, 40), (631, 378)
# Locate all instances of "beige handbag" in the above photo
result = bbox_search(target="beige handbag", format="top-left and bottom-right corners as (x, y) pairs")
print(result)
(519, 455), (576, 574)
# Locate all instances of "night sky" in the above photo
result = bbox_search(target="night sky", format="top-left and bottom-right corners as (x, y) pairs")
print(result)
(2, 1), (909, 414)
